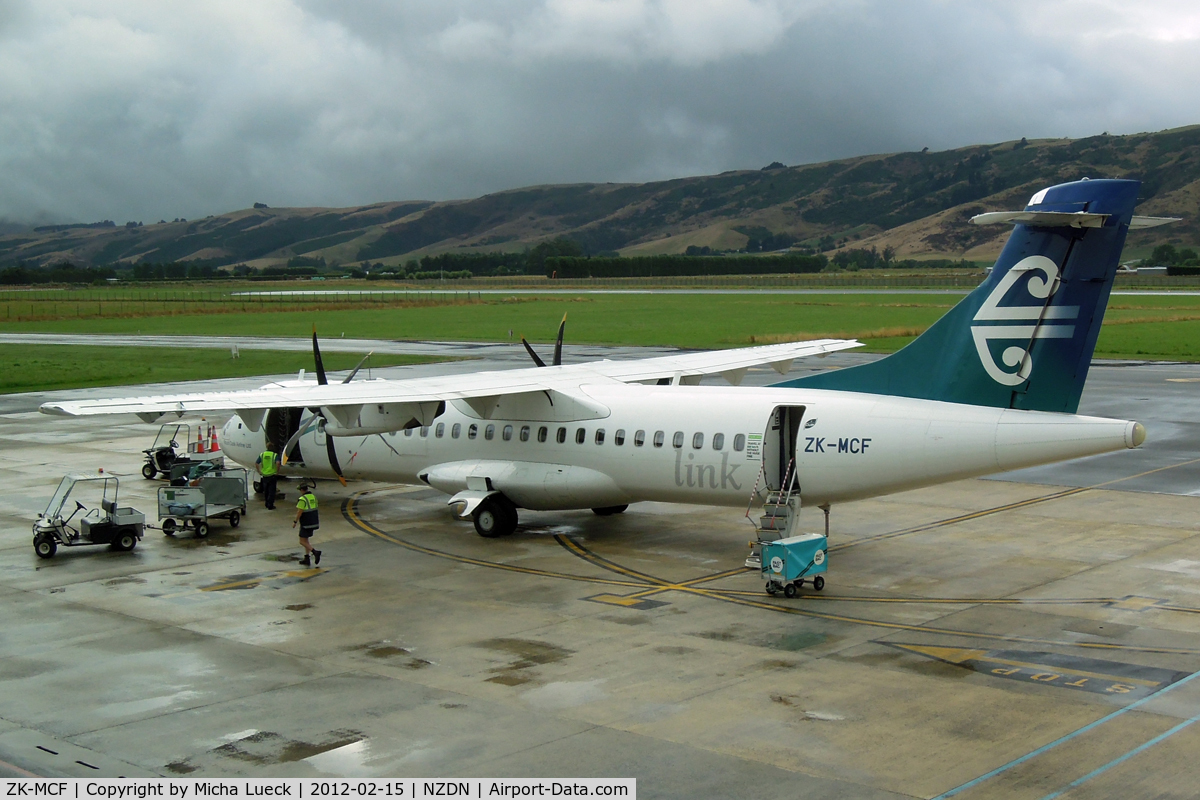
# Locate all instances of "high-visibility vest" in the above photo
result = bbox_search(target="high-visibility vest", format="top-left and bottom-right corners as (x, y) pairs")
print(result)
(260, 451), (278, 476)
(297, 492), (317, 511)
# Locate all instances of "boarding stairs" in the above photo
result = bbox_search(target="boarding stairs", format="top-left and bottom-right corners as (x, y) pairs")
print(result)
(743, 458), (801, 569)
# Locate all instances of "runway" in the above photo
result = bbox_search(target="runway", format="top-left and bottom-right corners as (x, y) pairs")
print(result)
(0, 350), (1198, 798)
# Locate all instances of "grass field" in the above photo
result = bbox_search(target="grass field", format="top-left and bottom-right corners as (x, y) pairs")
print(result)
(3, 287), (1200, 392)
(1, 347), (438, 394)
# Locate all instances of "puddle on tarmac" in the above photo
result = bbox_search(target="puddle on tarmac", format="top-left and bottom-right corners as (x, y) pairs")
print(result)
(214, 730), (363, 765)
(305, 739), (370, 776)
(102, 576), (146, 586)
(476, 638), (573, 685)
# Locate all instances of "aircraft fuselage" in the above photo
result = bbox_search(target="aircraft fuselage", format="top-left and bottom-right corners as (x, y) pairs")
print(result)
(221, 383), (1141, 511)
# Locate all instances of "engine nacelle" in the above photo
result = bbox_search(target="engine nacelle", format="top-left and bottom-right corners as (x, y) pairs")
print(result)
(322, 400), (445, 436)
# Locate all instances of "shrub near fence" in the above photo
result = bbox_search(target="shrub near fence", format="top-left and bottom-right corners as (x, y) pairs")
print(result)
(544, 254), (828, 279)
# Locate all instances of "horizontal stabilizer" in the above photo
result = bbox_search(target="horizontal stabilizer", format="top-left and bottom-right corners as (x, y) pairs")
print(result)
(972, 211), (1180, 230)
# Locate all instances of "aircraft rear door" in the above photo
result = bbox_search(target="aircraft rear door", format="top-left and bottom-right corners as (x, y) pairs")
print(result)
(763, 405), (805, 491)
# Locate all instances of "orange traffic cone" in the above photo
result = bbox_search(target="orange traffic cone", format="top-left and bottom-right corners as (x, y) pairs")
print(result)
(210, 424), (220, 452)
(196, 426), (206, 453)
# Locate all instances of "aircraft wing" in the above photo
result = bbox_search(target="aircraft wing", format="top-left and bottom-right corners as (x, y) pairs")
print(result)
(39, 338), (860, 423)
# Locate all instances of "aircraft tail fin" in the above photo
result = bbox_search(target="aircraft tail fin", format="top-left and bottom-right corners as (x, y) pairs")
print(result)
(780, 178), (1146, 413)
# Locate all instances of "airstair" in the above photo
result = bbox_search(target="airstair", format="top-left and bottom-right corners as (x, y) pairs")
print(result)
(744, 457), (801, 569)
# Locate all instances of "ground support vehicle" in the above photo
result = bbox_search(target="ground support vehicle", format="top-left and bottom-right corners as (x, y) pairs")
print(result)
(142, 422), (224, 481)
(762, 533), (827, 597)
(157, 468), (248, 538)
(33, 475), (145, 558)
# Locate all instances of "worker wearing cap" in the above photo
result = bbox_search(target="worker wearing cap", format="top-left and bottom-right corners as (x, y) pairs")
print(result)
(256, 448), (278, 510)
(293, 483), (321, 566)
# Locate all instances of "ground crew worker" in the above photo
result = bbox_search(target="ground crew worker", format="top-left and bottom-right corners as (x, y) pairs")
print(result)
(256, 448), (279, 510)
(293, 483), (321, 566)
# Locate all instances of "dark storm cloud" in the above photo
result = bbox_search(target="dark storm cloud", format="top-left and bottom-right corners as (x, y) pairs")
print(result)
(1, 0), (1197, 223)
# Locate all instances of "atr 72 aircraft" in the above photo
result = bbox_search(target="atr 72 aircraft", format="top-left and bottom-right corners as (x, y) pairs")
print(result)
(42, 179), (1174, 537)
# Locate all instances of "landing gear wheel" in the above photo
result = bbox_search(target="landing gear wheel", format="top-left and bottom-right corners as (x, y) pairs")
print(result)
(813, 576), (825, 591)
(253, 480), (263, 494)
(142, 463), (157, 480)
(34, 536), (57, 559)
(783, 583), (799, 599)
(473, 496), (517, 538)
(195, 522), (210, 538)
(162, 518), (177, 536)
(591, 505), (629, 516)
(228, 510), (241, 528)
(113, 530), (137, 552)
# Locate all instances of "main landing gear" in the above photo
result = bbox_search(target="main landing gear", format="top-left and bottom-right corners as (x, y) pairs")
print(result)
(591, 505), (628, 516)
(473, 495), (518, 538)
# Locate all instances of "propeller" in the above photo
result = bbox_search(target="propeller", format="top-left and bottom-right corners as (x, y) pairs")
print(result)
(280, 326), (348, 485)
(520, 314), (567, 368)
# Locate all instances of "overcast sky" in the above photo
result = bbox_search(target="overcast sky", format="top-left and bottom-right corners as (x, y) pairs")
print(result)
(1, 0), (1197, 224)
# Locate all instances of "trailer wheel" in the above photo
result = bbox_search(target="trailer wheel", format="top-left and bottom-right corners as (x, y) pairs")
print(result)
(162, 518), (177, 536)
(783, 583), (799, 599)
(813, 576), (825, 591)
(765, 583), (779, 596)
(228, 510), (240, 528)
(195, 522), (210, 538)
(142, 463), (157, 480)
(113, 530), (137, 551)
(34, 536), (57, 559)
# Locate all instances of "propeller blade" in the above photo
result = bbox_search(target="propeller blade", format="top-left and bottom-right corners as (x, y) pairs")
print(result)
(553, 314), (566, 367)
(342, 352), (374, 384)
(326, 432), (347, 486)
(520, 337), (547, 368)
(279, 413), (320, 466)
(311, 325), (328, 386)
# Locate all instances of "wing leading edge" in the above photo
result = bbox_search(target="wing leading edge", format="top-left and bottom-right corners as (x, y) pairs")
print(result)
(39, 338), (860, 423)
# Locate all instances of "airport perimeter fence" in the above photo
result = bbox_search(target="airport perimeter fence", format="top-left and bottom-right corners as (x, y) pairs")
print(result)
(1, 272), (1198, 322)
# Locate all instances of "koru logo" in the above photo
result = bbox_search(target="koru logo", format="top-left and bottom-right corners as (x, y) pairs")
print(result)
(971, 255), (1078, 386)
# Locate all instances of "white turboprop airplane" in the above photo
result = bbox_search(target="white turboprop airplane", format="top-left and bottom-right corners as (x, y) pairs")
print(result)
(41, 179), (1174, 538)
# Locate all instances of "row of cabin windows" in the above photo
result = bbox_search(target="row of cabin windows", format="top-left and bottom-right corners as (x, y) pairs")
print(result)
(403, 423), (746, 452)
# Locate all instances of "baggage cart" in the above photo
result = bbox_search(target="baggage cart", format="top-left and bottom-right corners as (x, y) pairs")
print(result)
(762, 533), (827, 598)
(157, 467), (248, 538)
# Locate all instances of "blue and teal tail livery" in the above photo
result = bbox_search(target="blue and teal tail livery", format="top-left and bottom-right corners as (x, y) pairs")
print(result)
(781, 178), (1147, 413)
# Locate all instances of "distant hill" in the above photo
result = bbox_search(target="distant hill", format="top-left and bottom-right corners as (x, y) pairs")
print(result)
(4, 125), (1198, 269)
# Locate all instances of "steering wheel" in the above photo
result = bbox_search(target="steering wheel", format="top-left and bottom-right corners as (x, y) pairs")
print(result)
(169, 440), (178, 448)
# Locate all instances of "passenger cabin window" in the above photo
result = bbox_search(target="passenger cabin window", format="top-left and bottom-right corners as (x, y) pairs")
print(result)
(692, 432), (703, 449)
(502, 424), (513, 441)
(468, 424), (478, 440)
(485, 424), (495, 440)
(452, 423), (461, 439)
(404, 428), (413, 437)
(653, 431), (664, 448)
(672, 431), (684, 449)
(420, 426), (428, 438)
(557, 427), (567, 444)
(733, 434), (745, 451)
(575, 427), (586, 444)
(712, 432), (724, 450)
(435, 423), (445, 438)
(615, 429), (625, 446)
(634, 430), (645, 447)
(538, 426), (548, 443)
(520, 425), (530, 442)
(595, 428), (605, 445)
